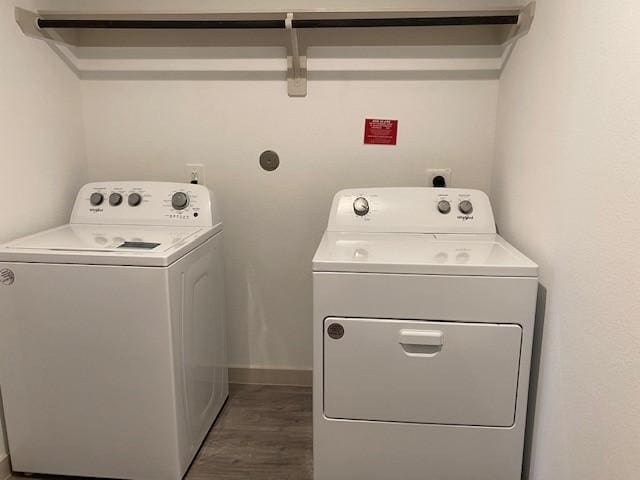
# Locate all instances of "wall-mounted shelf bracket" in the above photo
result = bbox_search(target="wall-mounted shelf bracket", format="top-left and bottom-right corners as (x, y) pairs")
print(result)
(505, 2), (535, 46)
(285, 13), (307, 97)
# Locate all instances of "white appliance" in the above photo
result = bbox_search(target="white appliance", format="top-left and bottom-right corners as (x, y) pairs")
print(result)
(313, 187), (538, 480)
(0, 181), (228, 480)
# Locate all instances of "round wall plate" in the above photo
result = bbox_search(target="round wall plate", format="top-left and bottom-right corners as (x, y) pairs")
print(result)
(259, 150), (280, 171)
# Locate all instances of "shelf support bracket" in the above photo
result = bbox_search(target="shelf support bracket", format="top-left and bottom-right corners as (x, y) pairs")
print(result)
(15, 7), (75, 46)
(504, 2), (536, 46)
(285, 13), (307, 97)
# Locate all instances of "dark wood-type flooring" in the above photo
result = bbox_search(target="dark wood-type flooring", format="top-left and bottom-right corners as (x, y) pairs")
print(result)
(186, 383), (312, 480)
(11, 383), (313, 480)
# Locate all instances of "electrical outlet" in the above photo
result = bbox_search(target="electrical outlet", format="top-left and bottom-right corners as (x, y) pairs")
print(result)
(185, 164), (206, 186)
(426, 168), (452, 188)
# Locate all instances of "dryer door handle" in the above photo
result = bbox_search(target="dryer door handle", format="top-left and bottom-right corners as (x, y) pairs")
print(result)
(398, 329), (444, 347)
(398, 329), (444, 357)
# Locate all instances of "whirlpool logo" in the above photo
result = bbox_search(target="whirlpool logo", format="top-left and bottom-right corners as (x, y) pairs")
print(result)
(0, 268), (15, 286)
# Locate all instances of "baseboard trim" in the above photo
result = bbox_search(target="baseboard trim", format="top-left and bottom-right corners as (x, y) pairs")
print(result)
(0, 453), (10, 480)
(229, 367), (312, 387)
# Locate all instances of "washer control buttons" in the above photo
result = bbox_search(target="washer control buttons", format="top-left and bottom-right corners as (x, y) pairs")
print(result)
(353, 197), (370, 216)
(171, 192), (189, 210)
(458, 200), (473, 215)
(109, 193), (123, 206)
(89, 192), (104, 206)
(437, 200), (451, 214)
(128, 193), (142, 207)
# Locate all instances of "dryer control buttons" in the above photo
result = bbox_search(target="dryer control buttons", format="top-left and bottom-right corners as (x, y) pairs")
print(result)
(437, 200), (451, 214)
(171, 192), (189, 210)
(458, 200), (473, 215)
(109, 193), (123, 206)
(90, 193), (104, 206)
(353, 197), (370, 216)
(128, 193), (142, 207)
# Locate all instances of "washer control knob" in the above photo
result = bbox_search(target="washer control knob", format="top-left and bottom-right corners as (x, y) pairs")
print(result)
(353, 197), (370, 216)
(128, 193), (142, 207)
(458, 200), (473, 215)
(89, 192), (104, 206)
(171, 192), (189, 210)
(437, 200), (451, 214)
(109, 193), (123, 206)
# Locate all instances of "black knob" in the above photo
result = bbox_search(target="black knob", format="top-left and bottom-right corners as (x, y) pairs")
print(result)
(458, 200), (473, 215)
(90, 193), (104, 206)
(437, 200), (451, 214)
(128, 193), (142, 207)
(109, 193), (123, 206)
(172, 192), (189, 210)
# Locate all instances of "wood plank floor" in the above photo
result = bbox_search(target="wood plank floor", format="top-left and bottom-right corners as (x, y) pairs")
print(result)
(11, 383), (313, 480)
(186, 384), (312, 480)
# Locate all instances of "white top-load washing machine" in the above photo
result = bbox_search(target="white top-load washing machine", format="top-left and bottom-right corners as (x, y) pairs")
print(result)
(0, 182), (228, 480)
(313, 188), (538, 480)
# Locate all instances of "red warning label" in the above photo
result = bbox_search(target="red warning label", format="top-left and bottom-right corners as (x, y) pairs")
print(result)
(364, 118), (398, 145)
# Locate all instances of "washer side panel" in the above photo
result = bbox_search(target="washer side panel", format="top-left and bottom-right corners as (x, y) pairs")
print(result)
(168, 233), (229, 476)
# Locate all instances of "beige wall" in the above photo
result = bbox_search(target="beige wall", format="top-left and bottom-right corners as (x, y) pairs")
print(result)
(492, 1), (640, 478)
(82, 78), (498, 369)
(0, 0), (87, 461)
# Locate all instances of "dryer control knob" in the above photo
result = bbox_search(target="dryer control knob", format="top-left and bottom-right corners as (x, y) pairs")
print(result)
(353, 197), (370, 216)
(458, 200), (473, 215)
(128, 193), (142, 207)
(90, 192), (104, 206)
(172, 192), (189, 210)
(109, 193), (123, 206)
(437, 200), (451, 214)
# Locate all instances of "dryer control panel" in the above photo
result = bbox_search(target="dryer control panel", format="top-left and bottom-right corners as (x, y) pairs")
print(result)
(327, 188), (495, 234)
(71, 182), (220, 227)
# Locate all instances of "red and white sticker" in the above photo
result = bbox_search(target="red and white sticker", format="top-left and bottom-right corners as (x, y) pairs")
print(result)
(364, 118), (398, 145)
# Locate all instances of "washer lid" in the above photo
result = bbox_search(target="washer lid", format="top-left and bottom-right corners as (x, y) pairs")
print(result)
(0, 224), (219, 266)
(313, 232), (538, 277)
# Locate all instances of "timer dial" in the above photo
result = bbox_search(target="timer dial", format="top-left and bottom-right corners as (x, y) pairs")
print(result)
(171, 192), (189, 210)
(353, 197), (370, 216)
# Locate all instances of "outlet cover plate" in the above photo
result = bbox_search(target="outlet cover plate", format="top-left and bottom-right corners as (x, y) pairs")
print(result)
(185, 163), (206, 186)
(426, 168), (452, 188)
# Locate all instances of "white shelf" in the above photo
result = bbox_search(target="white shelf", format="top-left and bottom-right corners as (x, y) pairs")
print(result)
(16, 2), (535, 96)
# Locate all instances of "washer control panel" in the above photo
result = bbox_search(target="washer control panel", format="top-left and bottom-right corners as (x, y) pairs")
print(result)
(327, 187), (495, 234)
(71, 182), (220, 227)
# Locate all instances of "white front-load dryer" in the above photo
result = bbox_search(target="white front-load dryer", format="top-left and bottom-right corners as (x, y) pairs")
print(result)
(0, 182), (228, 480)
(312, 188), (538, 480)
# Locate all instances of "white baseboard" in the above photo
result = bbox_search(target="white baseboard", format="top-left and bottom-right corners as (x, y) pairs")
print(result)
(0, 453), (10, 480)
(229, 367), (312, 387)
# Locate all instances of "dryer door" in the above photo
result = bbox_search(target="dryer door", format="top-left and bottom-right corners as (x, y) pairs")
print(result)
(323, 317), (522, 427)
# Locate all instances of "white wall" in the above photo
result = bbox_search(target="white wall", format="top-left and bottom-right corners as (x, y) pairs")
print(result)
(0, 0), (87, 461)
(6, 0), (639, 476)
(82, 78), (498, 369)
(492, 1), (640, 479)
